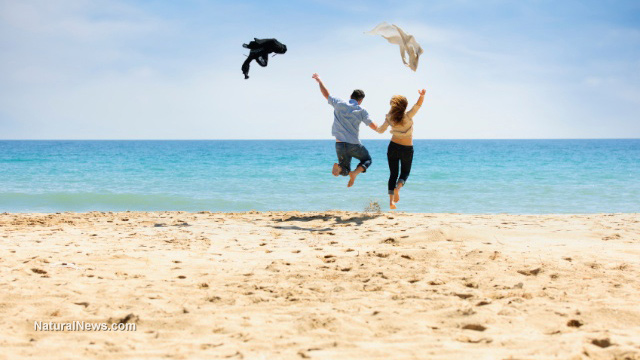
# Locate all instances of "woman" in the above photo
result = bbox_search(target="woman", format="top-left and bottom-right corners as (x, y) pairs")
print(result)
(376, 89), (426, 209)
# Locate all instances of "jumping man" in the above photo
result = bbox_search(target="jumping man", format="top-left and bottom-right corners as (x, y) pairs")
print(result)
(311, 73), (378, 187)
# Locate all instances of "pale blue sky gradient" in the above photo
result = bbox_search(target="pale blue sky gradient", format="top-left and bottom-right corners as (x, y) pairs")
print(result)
(1, 0), (639, 139)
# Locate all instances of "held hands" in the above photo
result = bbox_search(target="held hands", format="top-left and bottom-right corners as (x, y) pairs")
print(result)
(418, 89), (426, 96)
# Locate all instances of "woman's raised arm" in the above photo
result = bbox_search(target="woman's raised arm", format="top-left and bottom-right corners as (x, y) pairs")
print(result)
(407, 89), (426, 118)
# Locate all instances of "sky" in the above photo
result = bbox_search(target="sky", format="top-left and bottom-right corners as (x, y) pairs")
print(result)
(0, 0), (639, 139)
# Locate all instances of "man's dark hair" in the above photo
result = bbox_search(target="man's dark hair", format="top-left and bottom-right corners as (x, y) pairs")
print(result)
(350, 89), (365, 102)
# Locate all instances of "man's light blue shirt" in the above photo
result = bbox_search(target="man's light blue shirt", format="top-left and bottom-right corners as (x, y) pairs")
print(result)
(328, 95), (372, 145)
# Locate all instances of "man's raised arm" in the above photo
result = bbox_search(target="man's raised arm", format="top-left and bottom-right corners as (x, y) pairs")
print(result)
(312, 73), (330, 100)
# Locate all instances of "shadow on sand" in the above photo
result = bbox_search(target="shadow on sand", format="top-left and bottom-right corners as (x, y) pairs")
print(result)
(270, 213), (382, 232)
(271, 225), (335, 232)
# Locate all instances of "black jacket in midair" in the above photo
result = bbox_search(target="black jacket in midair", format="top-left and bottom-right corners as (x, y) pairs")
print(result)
(241, 38), (287, 79)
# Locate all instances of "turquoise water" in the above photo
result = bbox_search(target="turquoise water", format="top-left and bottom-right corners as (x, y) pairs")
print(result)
(0, 140), (638, 213)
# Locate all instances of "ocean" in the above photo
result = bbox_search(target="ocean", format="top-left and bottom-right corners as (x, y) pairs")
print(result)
(0, 140), (638, 213)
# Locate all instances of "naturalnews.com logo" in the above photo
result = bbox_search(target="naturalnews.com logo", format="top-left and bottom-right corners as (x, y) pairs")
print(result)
(34, 321), (136, 332)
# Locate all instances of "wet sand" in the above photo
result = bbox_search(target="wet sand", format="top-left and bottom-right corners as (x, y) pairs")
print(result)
(1, 211), (639, 359)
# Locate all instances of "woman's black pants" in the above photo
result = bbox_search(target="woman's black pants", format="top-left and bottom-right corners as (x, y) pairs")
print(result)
(387, 141), (414, 194)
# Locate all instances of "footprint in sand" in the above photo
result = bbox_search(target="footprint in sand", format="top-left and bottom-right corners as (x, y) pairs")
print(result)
(591, 338), (612, 348)
(462, 324), (486, 331)
(517, 267), (541, 276)
(566, 319), (583, 328)
(454, 293), (473, 300)
(456, 335), (492, 343)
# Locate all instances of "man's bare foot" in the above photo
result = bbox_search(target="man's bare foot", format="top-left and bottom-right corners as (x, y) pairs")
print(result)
(332, 163), (341, 176)
(390, 202), (397, 209)
(347, 166), (364, 187)
(347, 171), (357, 187)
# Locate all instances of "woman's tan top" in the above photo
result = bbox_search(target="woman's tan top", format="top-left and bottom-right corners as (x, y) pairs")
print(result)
(376, 104), (421, 139)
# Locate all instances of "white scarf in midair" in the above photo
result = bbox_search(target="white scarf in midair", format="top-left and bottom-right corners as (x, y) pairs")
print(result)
(367, 22), (424, 71)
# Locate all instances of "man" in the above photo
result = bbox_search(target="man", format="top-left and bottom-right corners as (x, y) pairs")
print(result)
(312, 73), (378, 187)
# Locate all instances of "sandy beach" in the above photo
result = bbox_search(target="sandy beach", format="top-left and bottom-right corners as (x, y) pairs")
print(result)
(1, 211), (639, 359)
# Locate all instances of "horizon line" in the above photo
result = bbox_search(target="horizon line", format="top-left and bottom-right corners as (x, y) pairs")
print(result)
(0, 138), (639, 141)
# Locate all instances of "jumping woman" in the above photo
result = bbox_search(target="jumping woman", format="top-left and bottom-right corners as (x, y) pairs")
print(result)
(376, 89), (426, 209)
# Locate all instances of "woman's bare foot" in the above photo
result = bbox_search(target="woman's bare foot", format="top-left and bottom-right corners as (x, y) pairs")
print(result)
(394, 183), (403, 202)
(390, 202), (397, 209)
(332, 163), (341, 176)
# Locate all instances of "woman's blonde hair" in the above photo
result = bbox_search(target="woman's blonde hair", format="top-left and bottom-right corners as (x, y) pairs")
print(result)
(389, 95), (408, 125)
